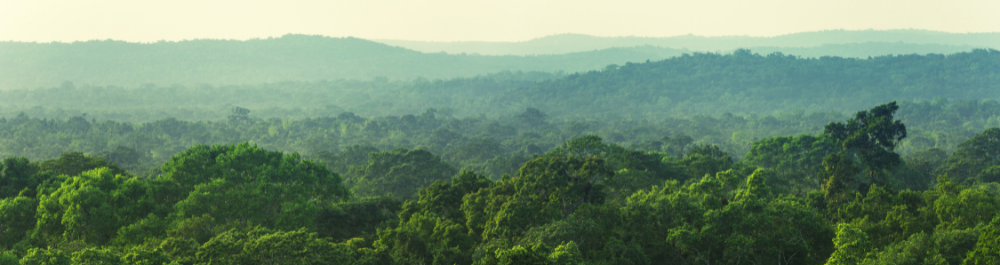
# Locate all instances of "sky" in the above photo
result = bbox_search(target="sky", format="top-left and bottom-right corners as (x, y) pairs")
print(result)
(1, 0), (998, 43)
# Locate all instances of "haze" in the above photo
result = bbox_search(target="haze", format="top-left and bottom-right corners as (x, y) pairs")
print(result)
(2, 0), (998, 42)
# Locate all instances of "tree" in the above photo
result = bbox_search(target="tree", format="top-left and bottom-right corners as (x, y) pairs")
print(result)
(938, 128), (1000, 183)
(344, 148), (456, 200)
(678, 144), (733, 181)
(516, 108), (548, 128)
(668, 134), (694, 157)
(162, 143), (349, 241)
(317, 144), (379, 175)
(547, 241), (583, 265)
(821, 153), (862, 209)
(70, 248), (123, 265)
(491, 242), (551, 265)
(39, 152), (128, 178)
(194, 227), (354, 265)
(745, 134), (836, 190)
(373, 212), (478, 265)
(18, 248), (70, 265)
(826, 224), (872, 265)
(964, 217), (1000, 265)
(0, 157), (43, 199)
(0, 196), (37, 248)
(824, 101), (907, 186)
(316, 195), (403, 242)
(227, 106), (251, 124)
(33, 167), (155, 245)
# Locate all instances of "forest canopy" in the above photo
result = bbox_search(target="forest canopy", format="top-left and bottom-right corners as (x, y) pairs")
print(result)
(1, 101), (1000, 264)
(1, 33), (1000, 264)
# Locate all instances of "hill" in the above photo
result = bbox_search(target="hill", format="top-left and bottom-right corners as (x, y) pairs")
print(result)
(378, 29), (999, 55)
(2, 49), (997, 123)
(2, 31), (994, 90)
(0, 35), (687, 90)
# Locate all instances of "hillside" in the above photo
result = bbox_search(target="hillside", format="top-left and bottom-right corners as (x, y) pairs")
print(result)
(378, 29), (999, 55)
(2, 49), (998, 123)
(2, 31), (994, 90)
(0, 35), (686, 90)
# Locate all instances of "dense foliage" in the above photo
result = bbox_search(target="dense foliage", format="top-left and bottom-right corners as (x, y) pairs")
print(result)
(1, 101), (1000, 264)
(2, 37), (1000, 264)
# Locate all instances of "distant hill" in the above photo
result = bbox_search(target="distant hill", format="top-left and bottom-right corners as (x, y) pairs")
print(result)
(0, 30), (993, 90)
(377, 29), (999, 55)
(0, 35), (687, 90)
(3, 49), (997, 123)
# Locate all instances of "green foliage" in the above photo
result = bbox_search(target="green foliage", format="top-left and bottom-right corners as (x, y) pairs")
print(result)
(932, 180), (1000, 230)
(169, 143), (349, 237)
(745, 134), (836, 191)
(939, 128), (1000, 183)
(345, 148), (457, 200)
(827, 224), (872, 265)
(194, 227), (354, 265)
(0, 251), (16, 265)
(70, 248), (123, 265)
(0, 158), (43, 199)
(316, 195), (403, 242)
(478, 154), (613, 241)
(33, 168), (155, 245)
(825, 101), (907, 186)
(677, 144), (734, 181)
(18, 248), (70, 265)
(492, 243), (551, 265)
(0, 196), (37, 249)
(39, 152), (128, 179)
(592, 237), (648, 265)
(547, 241), (582, 265)
(964, 217), (1000, 265)
(821, 153), (863, 209)
(373, 212), (477, 264)
(896, 148), (948, 190)
(0, 104), (997, 264)
(407, 170), (492, 224)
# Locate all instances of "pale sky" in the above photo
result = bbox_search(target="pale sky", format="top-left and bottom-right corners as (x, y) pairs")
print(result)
(1, 0), (997, 43)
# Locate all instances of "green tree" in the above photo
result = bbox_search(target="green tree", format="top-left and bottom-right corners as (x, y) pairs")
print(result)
(33, 168), (155, 245)
(166, 143), (350, 239)
(0, 251), (16, 265)
(964, 217), (1000, 265)
(0, 158), (43, 199)
(0, 196), (37, 249)
(745, 134), (836, 190)
(194, 227), (354, 265)
(824, 101), (907, 186)
(821, 153), (862, 209)
(18, 248), (69, 265)
(826, 224), (872, 265)
(516, 108), (548, 128)
(316, 195), (403, 242)
(345, 148), (457, 200)
(547, 241), (583, 265)
(70, 248), (123, 265)
(938, 128), (1000, 183)
(39, 152), (128, 178)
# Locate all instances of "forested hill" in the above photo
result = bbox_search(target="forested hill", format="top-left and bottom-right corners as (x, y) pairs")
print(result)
(3, 49), (997, 122)
(509, 49), (1000, 118)
(0, 35), (687, 89)
(380, 29), (1000, 55)
(1, 32), (992, 90)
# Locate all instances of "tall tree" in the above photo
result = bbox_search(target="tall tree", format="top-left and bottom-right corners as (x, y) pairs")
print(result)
(824, 101), (907, 187)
